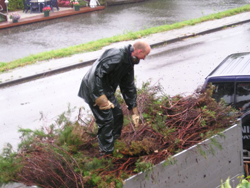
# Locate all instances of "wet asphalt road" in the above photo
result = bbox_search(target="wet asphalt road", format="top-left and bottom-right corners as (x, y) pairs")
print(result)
(0, 0), (249, 62)
(0, 23), (250, 151)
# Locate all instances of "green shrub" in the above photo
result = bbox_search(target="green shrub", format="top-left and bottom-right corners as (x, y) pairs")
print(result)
(8, 0), (24, 11)
(0, 83), (240, 187)
(0, 144), (22, 185)
(79, 0), (88, 7)
(221, 176), (250, 188)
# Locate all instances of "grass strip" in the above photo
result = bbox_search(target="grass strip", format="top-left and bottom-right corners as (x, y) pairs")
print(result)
(1, 4), (250, 72)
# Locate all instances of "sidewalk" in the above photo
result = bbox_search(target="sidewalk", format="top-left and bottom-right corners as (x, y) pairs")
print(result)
(0, 11), (250, 88)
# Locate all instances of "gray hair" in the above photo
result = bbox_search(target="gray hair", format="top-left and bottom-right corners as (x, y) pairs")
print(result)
(133, 40), (150, 52)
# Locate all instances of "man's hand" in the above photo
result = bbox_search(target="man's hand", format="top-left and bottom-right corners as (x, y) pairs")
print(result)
(131, 107), (140, 127)
(95, 94), (114, 110)
(132, 114), (139, 127)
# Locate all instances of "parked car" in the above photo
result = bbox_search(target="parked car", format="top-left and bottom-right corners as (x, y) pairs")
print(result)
(202, 52), (250, 152)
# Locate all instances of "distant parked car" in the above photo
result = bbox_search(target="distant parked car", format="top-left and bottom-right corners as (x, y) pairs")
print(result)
(202, 52), (250, 152)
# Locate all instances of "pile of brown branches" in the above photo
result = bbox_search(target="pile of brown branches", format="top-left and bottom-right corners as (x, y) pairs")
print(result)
(10, 84), (240, 187)
(106, 84), (240, 176)
(15, 145), (84, 188)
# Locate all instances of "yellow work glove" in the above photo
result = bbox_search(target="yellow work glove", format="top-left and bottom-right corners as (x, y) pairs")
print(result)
(95, 94), (114, 110)
(131, 107), (140, 128)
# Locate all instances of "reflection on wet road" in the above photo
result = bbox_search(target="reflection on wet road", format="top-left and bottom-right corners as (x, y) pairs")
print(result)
(0, 0), (248, 62)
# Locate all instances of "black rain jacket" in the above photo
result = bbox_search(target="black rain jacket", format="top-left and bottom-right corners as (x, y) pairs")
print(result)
(78, 44), (137, 110)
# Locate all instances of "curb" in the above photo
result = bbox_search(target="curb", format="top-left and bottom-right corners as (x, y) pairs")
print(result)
(1, 18), (250, 88)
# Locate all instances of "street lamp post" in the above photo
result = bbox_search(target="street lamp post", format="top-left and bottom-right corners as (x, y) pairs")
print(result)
(4, 0), (9, 15)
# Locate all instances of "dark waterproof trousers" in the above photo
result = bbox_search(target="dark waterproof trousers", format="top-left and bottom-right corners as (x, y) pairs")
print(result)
(88, 95), (123, 153)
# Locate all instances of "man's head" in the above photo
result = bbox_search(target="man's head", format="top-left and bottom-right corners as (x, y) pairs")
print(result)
(131, 40), (151, 64)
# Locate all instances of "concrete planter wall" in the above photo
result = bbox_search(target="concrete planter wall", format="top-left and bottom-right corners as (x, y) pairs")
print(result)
(123, 124), (244, 188)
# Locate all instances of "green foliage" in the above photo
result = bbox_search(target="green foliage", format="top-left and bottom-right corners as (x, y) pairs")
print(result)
(17, 128), (37, 149)
(217, 132), (226, 139)
(0, 144), (22, 185)
(95, 174), (123, 188)
(8, 0), (24, 11)
(210, 137), (223, 151)
(78, 0), (88, 7)
(123, 117), (130, 127)
(134, 159), (153, 173)
(115, 88), (124, 104)
(55, 104), (76, 125)
(113, 141), (126, 158)
(17, 124), (56, 150)
(236, 179), (250, 188)
(152, 114), (167, 132)
(196, 144), (207, 159)
(89, 174), (102, 186)
(163, 156), (177, 167)
(114, 179), (123, 188)
(221, 176), (250, 188)
(84, 157), (107, 171)
(201, 106), (216, 121)
(221, 177), (232, 188)
(130, 139), (153, 155)
(120, 172), (129, 180)
(0, 62), (6, 67)
(0, 82), (241, 187)
(196, 136), (223, 157)
(84, 172), (123, 188)
(57, 125), (80, 145)
(134, 159), (154, 180)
